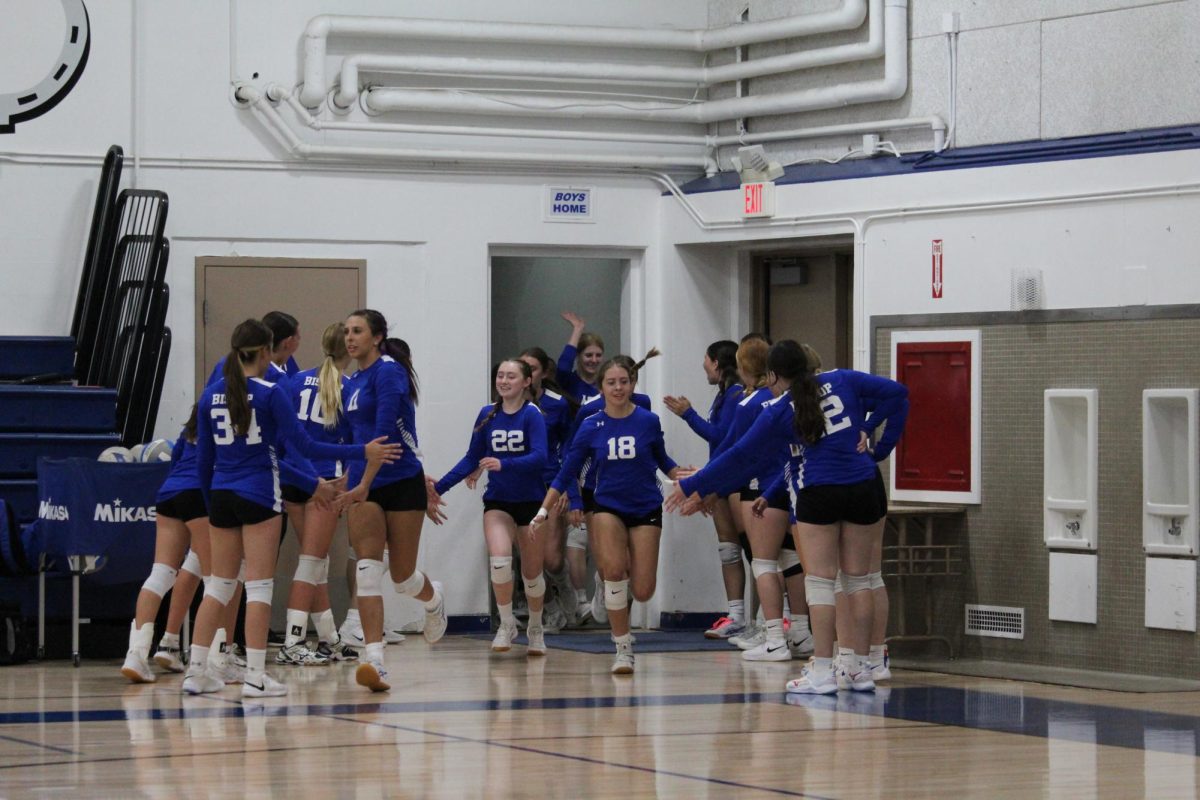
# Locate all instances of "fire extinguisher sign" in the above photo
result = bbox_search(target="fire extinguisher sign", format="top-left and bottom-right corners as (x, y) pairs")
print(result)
(931, 239), (944, 299)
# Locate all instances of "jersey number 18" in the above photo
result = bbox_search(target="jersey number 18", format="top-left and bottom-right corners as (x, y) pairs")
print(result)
(606, 436), (636, 460)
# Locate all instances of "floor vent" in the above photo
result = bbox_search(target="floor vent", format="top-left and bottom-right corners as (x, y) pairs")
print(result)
(965, 604), (1024, 639)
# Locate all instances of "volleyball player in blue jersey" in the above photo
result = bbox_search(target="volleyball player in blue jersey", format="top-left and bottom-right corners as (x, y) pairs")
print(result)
(338, 309), (448, 693)
(276, 323), (361, 667)
(556, 311), (605, 402)
(668, 340), (908, 694)
(205, 310), (300, 388)
(663, 340), (750, 641)
(434, 359), (550, 655)
(184, 319), (401, 698)
(518, 347), (577, 627)
(122, 406), (211, 683)
(534, 356), (683, 674)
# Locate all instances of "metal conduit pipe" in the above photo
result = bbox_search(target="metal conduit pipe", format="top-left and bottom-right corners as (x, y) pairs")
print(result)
(300, 0), (867, 107)
(331, 0), (884, 108)
(238, 85), (717, 172)
(364, 0), (908, 125)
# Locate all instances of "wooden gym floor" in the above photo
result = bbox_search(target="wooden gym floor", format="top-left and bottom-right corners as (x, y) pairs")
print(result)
(2, 634), (1199, 799)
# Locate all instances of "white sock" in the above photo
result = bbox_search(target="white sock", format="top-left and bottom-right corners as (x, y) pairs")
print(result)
(764, 618), (785, 644)
(208, 630), (228, 668)
(365, 642), (384, 664)
(789, 615), (810, 637)
(312, 609), (337, 643)
(343, 608), (361, 627)
(189, 644), (210, 670)
(812, 656), (833, 676)
(284, 609), (307, 647)
(869, 644), (886, 664)
(528, 605), (543, 629)
(159, 631), (180, 649)
(613, 632), (633, 647)
(423, 584), (441, 611)
(727, 599), (745, 624)
(498, 602), (515, 628)
(246, 648), (266, 682)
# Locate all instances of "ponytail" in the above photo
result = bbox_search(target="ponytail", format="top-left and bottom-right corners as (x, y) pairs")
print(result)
(475, 401), (503, 432)
(767, 340), (825, 445)
(224, 319), (272, 437)
(707, 340), (740, 413)
(317, 322), (347, 429)
(383, 337), (420, 405)
(632, 347), (661, 377)
(182, 403), (199, 444)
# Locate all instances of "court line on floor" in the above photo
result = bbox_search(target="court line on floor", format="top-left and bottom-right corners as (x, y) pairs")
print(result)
(326, 713), (836, 799)
(0, 733), (80, 756)
(0, 740), (410, 772)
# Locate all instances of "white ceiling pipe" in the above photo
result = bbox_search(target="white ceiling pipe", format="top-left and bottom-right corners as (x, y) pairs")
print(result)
(331, 0), (883, 108)
(239, 85), (717, 172)
(715, 115), (947, 149)
(364, 0), (908, 125)
(300, 0), (866, 107)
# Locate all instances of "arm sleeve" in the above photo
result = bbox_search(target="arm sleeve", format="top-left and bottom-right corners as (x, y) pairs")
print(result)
(551, 424), (591, 495)
(679, 407), (785, 498)
(852, 373), (910, 462)
(195, 403), (215, 505)
(680, 406), (719, 444)
(434, 412), (489, 496)
(272, 387), (362, 462)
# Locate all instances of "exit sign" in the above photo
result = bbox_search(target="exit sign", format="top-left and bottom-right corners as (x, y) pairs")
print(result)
(742, 181), (776, 218)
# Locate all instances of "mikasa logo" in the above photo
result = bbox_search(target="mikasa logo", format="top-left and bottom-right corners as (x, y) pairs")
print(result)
(94, 497), (156, 523)
(38, 499), (69, 521)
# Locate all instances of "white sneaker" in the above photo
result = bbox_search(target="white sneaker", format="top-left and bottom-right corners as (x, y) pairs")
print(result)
(785, 665), (838, 695)
(152, 646), (186, 673)
(491, 622), (517, 653)
(704, 616), (745, 639)
(577, 600), (593, 625)
(611, 642), (635, 675)
(384, 628), (407, 644)
(339, 623), (366, 648)
(423, 581), (448, 644)
(742, 639), (792, 662)
(121, 651), (156, 684)
(542, 599), (567, 634)
(526, 625), (546, 656)
(355, 660), (390, 693)
(788, 633), (815, 659)
(731, 624), (765, 651)
(838, 662), (877, 692)
(870, 646), (891, 681)
(182, 667), (223, 695)
(213, 659), (246, 685)
(242, 673), (287, 698)
(275, 642), (331, 666)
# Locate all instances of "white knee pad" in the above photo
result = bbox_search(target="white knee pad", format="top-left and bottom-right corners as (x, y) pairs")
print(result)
(840, 572), (872, 595)
(141, 562), (178, 598)
(180, 550), (202, 577)
(394, 569), (426, 597)
(869, 571), (885, 590)
(566, 526), (589, 550)
(294, 554), (324, 585)
(244, 578), (274, 606)
(489, 556), (513, 585)
(603, 579), (629, 611)
(804, 574), (836, 607)
(718, 541), (741, 566)
(834, 569), (844, 595)
(317, 556), (330, 586)
(237, 560), (246, 583)
(523, 573), (546, 599)
(777, 549), (802, 573)
(356, 559), (386, 597)
(751, 558), (780, 580)
(204, 576), (237, 606)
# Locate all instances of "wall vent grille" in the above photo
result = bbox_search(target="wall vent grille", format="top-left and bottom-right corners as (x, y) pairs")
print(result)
(965, 604), (1024, 639)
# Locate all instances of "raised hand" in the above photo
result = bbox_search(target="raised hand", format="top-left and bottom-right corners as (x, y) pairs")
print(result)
(662, 395), (692, 417)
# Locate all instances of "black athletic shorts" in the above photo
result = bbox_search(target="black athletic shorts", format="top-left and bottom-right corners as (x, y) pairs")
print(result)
(366, 473), (427, 512)
(593, 503), (663, 530)
(781, 531), (797, 552)
(156, 489), (207, 523)
(209, 490), (279, 529)
(581, 488), (597, 514)
(794, 472), (888, 526)
(483, 499), (544, 526)
(740, 486), (790, 512)
(280, 484), (313, 505)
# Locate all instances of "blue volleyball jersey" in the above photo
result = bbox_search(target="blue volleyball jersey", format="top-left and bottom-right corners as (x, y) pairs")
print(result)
(679, 370), (908, 498)
(555, 344), (596, 403)
(435, 402), (548, 502)
(568, 392), (652, 494)
(290, 367), (352, 479)
(681, 383), (744, 457)
(207, 354), (299, 388)
(155, 432), (200, 503)
(343, 356), (423, 489)
(537, 388), (572, 484)
(553, 406), (677, 516)
(196, 377), (365, 512)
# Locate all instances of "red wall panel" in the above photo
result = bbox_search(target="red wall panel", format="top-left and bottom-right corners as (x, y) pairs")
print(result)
(894, 341), (971, 492)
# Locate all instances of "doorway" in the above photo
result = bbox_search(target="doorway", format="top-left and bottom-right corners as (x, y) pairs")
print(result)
(754, 250), (853, 369)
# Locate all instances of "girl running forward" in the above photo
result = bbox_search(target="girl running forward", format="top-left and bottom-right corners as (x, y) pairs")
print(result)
(338, 310), (448, 693)
(667, 340), (907, 694)
(433, 359), (549, 655)
(534, 356), (683, 674)
(184, 320), (400, 698)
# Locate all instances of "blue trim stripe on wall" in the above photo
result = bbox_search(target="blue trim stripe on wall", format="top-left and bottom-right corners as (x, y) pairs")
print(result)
(679, 124), (1200, 195)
